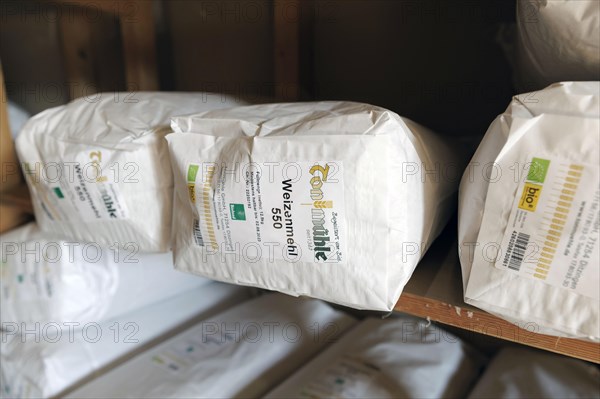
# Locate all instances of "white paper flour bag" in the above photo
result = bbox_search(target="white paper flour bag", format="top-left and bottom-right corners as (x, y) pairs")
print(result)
(516, 0), (600, 91)
(67, 293), (357, 399)
(0, 283), (250, 399)
(467, 347), (600, 399)
(16, 92), (247, 252)
(167, 101), (461, 311)
(459, 82), (600, 340)
(0, 222), (211, 330)
(265, 316), (485, 399)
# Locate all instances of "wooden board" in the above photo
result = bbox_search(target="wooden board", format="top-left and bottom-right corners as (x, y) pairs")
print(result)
(0, 66), (32, 233)
(396, 222), (600, 364)
(52, 0), (157, 91)
(274, 0), (300, 101)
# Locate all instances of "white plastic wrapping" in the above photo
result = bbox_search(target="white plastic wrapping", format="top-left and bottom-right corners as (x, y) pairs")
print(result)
(16, 92), (247, 252)
(0, 282), (250, 398)
(467, 347), (600, 398)
(167, 101), (461, 311)
(459, 82), (600, 340)
(0, 222), (211, 330)
(67, 293), (357, 398)
(516, 0), (600, 91)
(265, 316), (485, 399)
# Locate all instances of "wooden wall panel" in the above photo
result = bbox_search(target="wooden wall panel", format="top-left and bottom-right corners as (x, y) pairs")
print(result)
(58, 4), (126, 99)
(0, 1), (68, 113)
(164, 0), (274, 100)
(0, 67), (32, 233)
(312, 0), (515, 137)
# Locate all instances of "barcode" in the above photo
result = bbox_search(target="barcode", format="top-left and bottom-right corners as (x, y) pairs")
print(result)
(193, 219), (204, 247)
(508, 232), (530, 271)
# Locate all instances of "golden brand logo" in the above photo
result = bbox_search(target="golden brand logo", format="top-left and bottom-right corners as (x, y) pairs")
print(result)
(519, 182), (542, 211)
(308, 163), (334, 262)
(89, 151), (108, 182)
(303, 200), (333, 208)
(313, 200), (333, 208)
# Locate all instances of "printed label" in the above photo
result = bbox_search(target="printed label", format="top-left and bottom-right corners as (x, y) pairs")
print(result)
(0, 259), (55, 302)
(496, 156), (599, 299)
(298, 357), (395, 399)
(24, 149), (129, 222)
(518, 182), (543, 212)
(151, 325), (237, 374)
(187, 161), (347, 264)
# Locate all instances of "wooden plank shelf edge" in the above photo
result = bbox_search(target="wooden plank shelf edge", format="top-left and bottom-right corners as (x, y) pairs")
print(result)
(394, 219), (600, 364)
(395, 291), (600, 364)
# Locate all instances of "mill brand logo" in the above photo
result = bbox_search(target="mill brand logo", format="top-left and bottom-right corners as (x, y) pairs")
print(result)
(518, 157), (550, 212)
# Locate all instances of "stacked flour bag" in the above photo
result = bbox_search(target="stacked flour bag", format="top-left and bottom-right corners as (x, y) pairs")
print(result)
(467, 347), (600, 398)
(515, 0), (600, 91)
(265, 316), (485, 398)
(0, 282), (250, 398)
(167, 101), (462, 311)
(67, 293), (357, 398)
(0, 222), (211, 330)
(16, 92), (247, 252)
(458, 82), (600, 340)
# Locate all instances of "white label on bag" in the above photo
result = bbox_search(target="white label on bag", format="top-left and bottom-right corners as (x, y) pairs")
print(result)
(24, 149), (129, 222)
(150, 323), (242, 374)
(186, 161), (347, 264)
(495, 156), (599, 299)
(298, 357), (395, 399)
(0, 259), (55, 302)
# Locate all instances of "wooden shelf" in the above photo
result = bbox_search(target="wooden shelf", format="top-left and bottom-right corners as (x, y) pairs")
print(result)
(0, 183), (33, 213)
(396, 223), (600, 364)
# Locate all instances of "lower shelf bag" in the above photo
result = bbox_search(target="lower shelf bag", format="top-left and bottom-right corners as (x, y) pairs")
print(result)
(0, 222), (212, 330)
(67, 293), (357, 398)
(0, 282), (250, 398)
(467, 347), (600, 399)
(458, 82), (600, 340)
(265, 316), (485, 399)
(167, 101), (462, 311)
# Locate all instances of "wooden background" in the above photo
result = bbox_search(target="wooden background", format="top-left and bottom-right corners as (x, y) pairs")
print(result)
(1, 0), (515, 135)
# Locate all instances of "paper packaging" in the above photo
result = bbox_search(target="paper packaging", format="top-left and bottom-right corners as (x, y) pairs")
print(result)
(0, 282), (250, 399)
(265, 316), (485, 399)
(516, 0), (600, 91)
(16, 92), (247, 252)
(167, 101), (461, 311)
(467, 347), (600, 399)
(458, 82), (600, 340)
(67, 293), (357, 398)
(0, 222), (211, 330)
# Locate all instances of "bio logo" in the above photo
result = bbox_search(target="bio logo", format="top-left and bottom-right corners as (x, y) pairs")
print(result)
(518, 157), (550, 212)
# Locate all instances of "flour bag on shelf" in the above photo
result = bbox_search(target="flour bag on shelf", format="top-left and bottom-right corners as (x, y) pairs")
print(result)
(67, 294), (357, 398)
(0, 222), (211, 330)
(516, 0), (600, 91)
(167, 101), (461, 311)
(16, 92), (247, 252)
(0, 283), (249, 399)
(467, 347), (600, 399)
(265, 316), (485, 399)
(459, 82), (600, 340)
